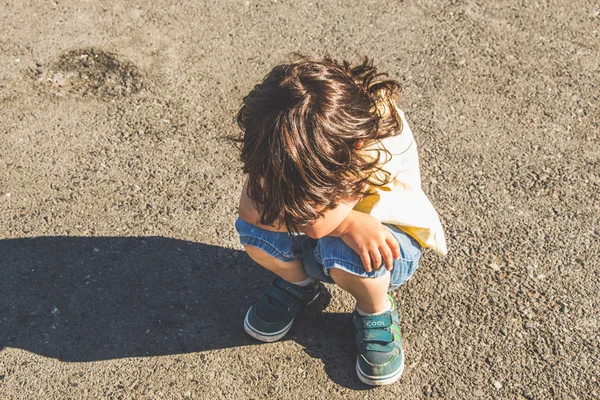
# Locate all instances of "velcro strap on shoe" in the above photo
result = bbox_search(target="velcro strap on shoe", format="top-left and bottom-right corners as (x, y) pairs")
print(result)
(265, 284), (297, 309)
(353, 314), (393, 331)
(356, 328), (393, 344)
(363, 341), (396, 353)
(273, 278), (310, 302)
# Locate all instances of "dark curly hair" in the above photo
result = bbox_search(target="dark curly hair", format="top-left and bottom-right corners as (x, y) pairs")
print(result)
(236, 56), (403, 233)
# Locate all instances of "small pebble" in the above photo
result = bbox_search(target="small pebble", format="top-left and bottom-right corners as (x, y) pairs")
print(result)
(493, 380), (503, 390)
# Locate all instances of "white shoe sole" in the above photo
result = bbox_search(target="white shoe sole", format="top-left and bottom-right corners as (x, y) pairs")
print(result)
(356, 349), (405, 386)
(243, 291), (320, 343)
(244, 308), (295, 342)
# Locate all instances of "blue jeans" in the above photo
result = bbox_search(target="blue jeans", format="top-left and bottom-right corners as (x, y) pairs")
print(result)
(234, 217), (422, 291)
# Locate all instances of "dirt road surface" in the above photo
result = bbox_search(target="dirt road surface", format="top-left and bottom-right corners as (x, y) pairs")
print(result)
(1, 1), (599, 399)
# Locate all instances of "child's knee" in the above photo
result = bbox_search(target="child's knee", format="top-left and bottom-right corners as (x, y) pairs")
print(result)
(243, 244), (272, 262)
(235, 217), (299, 262)
(387, 227), (422, 288)
(315, 230), (421, 289)
(328, 265), (388, 284)
(315, 236), (388, 280)
(241, 241), (299, 264)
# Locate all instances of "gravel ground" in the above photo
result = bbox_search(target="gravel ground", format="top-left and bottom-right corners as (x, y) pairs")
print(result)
(1, 0), (599, 399)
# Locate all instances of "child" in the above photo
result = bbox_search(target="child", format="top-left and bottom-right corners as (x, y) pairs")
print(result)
(234, 56), (447, 386)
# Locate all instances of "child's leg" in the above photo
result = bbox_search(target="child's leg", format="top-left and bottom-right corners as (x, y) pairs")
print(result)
(315, 224), (422, 299)
(235, 217), (309, 281)
(235, 217), (322, 342)
(243, 245), (308, 283)
(328, 268), (390, 314)
(314, 226), (422, 386)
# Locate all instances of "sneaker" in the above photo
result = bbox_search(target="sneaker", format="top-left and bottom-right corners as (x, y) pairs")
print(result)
(352, 295), (404, 386)
(244, 277), (321, 342)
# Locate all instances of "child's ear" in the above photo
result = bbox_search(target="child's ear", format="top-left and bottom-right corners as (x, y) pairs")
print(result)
(355, 140), (365, 149)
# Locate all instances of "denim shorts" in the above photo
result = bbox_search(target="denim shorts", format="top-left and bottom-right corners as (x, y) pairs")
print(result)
(234, 217), (422, 291)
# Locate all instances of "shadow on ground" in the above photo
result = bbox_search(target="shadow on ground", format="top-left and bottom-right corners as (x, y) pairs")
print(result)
(0, 236), (367, 390)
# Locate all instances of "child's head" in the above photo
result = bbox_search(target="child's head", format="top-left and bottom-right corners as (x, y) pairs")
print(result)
(237, 56), (402, 232)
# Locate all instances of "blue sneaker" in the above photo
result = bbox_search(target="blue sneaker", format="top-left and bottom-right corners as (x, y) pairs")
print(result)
(353, 295), (404, 386)
(244, 278), (321, 342)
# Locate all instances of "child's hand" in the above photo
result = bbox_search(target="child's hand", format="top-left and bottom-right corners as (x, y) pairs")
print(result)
(338, 211), (401, 273)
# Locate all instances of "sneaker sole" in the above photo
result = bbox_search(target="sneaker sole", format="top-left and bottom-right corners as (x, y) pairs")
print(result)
(243, 291), (320, 343)
(356, 349), (405, 386)
(244, 308), (295, 342)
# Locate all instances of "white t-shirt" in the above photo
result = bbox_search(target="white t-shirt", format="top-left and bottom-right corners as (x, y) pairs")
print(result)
(354, 108), (448, 255)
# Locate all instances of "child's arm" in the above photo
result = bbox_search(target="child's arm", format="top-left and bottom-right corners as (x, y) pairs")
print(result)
(302, 208), (401, 272)
(238, 177), (399, 272)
